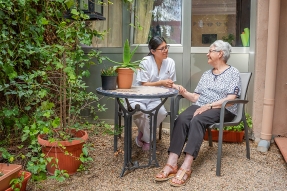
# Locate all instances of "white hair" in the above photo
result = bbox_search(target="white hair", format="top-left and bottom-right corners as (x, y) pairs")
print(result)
(210, 40), (232, 62)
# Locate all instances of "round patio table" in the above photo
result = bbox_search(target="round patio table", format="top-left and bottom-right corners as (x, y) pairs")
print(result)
(96, 86), (178, 177)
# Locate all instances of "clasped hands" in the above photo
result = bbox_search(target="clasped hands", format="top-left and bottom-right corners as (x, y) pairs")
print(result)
(161, 79), (186, 94)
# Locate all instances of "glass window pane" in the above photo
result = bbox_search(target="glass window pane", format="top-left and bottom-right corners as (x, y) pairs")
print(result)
(134, 0), (182, 44)
(191, 0), (250, 47)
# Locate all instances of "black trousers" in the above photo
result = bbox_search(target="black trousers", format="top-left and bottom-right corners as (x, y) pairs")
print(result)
(168, 105), (235, 159)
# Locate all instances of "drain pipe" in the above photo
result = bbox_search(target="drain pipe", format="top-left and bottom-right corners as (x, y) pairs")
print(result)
(257, 0), (281, 152)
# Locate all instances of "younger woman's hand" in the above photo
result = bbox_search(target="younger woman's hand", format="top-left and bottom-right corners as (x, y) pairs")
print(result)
(172, 84), (186, 94)
(161, 79), (174, 88)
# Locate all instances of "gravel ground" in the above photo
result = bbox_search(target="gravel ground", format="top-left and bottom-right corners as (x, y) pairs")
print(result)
(29, 127), (287, 191)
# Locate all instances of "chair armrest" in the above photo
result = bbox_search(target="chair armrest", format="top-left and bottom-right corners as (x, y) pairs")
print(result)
(217, 99), (249, 128)
(221, 99), (249, 108)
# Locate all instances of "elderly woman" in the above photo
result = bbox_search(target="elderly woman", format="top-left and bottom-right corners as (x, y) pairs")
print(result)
(154, 40), (241, 187)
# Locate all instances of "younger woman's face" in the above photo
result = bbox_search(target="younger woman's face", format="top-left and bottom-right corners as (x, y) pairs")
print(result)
(152, 42), (169, 59)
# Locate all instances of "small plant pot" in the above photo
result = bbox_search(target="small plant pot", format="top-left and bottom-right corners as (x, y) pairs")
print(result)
(116, 68), (134, 89)
(101, 75), (117, 90)
(204, 129), (245, 143)
(0, 163), (22, 191)
(5, 170), (32, 191)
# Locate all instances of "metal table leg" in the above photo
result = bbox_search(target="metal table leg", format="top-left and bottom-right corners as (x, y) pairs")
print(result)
(117, 97), (168, 177)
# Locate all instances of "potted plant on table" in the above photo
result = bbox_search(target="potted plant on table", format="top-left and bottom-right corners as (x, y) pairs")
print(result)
(203, 114), (253, 142)
(101, 66), (118, 90)
(106, 39), (144, 89)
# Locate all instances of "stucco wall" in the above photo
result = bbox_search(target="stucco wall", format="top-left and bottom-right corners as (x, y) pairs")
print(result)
(253, 0), (287, 141)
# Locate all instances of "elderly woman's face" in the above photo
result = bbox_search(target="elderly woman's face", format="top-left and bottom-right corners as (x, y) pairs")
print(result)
(207, 46), (221, 64)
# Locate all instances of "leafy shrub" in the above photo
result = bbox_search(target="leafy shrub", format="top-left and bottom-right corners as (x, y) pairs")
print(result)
(0, 0), (107, 182)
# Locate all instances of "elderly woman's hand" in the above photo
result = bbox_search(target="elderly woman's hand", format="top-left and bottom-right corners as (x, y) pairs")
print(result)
(177, 85), (186, 94)
(193, 105), (210, 116)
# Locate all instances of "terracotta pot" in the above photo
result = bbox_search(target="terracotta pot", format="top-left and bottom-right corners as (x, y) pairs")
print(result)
(5, 171), (31, 191)
(101, 75), (117, 90)
(204, 129), (245, 143)
(116, 68), (134, 89)
(37, 129), (88, 175)
(0, 163), (22, 191)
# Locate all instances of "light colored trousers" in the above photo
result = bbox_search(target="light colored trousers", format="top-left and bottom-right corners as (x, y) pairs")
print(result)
(129, 100), (167, 143)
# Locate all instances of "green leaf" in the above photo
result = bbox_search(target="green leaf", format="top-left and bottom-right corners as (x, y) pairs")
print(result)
(40, 17), (49, 25)
(65, 0), (75, 9)
(70, 8), (79, 16)
(82, 147), (88, 156)
(3, 64), (17, 79)
(123, 39), (131, 64)
(52, 118), (60, 128)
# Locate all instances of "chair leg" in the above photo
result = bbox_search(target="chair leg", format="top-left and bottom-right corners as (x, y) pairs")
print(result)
(207, 128), (213, 147)
(114, 99), (119, 153)
(159, 122), (162, 140)
(243, 115), (250, 159)
(216, 127), (224, 176)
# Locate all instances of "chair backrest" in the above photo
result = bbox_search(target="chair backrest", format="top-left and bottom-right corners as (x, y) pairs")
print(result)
(239, 72), (252, 100)
(229, 72), (252, 124)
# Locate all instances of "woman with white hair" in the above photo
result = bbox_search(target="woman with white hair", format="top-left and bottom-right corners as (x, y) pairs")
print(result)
(154, 40), (242, 187)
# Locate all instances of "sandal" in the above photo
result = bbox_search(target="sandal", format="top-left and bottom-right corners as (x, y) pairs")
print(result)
(154, 164), (178, 182)
(169, 168), (192, 187)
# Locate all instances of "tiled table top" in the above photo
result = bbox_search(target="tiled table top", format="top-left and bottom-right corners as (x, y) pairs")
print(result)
(96, 86), (178, 99)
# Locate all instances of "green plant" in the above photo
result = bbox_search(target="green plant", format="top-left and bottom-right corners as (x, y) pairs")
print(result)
(223, 113), (252, 131)
(9, 171), (25, 191)
(106, 39), (144, 72)
(222, 34), (235, 45)
(101, 67), (117, 76)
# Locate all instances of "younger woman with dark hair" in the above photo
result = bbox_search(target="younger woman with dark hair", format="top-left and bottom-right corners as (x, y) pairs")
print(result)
(129, 36), (185, 151)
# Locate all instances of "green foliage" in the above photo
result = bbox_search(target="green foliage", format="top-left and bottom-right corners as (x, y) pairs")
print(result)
(222, 34), (235, 45)
(101, 67), (117, 76)
(223, 113), (252, 131)
(0, 0), (108, 182)
(106, 39), (144, 72)
(9, 172), (24, 191)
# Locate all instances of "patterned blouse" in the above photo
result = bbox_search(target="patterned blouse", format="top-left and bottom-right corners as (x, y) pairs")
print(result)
(194, 66), (241, 115)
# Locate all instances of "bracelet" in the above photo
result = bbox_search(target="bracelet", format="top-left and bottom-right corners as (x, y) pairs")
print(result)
(209, 103), (213, 109)
(178, 86), (180, 91)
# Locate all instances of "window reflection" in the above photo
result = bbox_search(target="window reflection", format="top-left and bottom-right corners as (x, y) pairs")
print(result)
(134, 0), (182, 44)
(191, 0), (250, 47)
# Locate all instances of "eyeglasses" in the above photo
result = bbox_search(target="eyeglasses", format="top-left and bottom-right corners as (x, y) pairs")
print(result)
(208, 49), (219, 54)
(156, 45), (170, 52)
